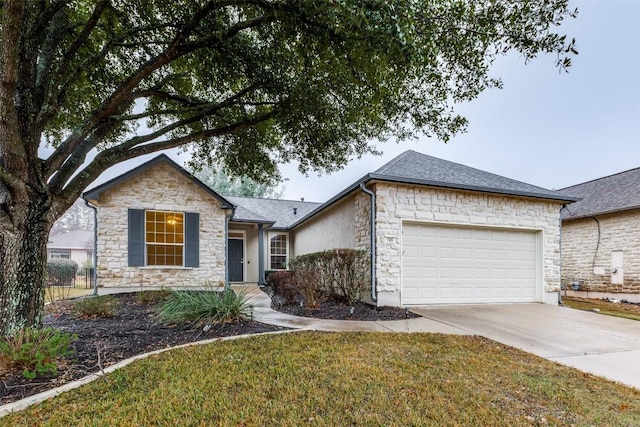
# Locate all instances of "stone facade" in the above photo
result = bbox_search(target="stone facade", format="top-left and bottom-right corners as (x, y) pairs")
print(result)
(562, 209), (640, 293)
(94, 162), (227, 287)
(361, 183), (564, 306)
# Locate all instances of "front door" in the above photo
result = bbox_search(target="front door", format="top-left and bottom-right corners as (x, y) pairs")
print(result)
(228, 239), (244, 282)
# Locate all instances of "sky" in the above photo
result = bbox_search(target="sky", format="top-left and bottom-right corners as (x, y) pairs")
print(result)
(76, 0), (640, 204)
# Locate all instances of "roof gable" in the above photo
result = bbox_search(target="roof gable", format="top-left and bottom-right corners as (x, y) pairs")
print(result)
(559, 166), (640, 220)
(83, 154), (233, 209)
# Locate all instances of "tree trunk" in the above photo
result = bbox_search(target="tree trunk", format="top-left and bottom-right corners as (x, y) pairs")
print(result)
(0, 198), (52, 337)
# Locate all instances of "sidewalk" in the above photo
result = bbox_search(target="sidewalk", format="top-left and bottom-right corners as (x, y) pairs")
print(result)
(97, 284), (468, 335)
(241, 284), (468, 334)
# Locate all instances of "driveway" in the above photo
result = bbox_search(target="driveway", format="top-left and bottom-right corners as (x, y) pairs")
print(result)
(410, 304), (640, 390)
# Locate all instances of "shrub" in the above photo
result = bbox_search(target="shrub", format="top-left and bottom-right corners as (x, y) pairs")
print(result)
(288, 254), (327, 309)
(136, 289), (171, 304)
(287, 249), (370, 306)
(326, 249), (369, 304)
(0, 327), (76, 380)
(47, 259), (78, 287)
(268, 271), (298, 304)
(157, 288), (250, 326)
(72, 295), (119, 318)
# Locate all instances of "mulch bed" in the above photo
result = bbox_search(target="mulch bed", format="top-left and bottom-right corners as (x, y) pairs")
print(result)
(1, 290), (420, 407)
(0, 293), (286, 406)
(268, 291), (422, 321)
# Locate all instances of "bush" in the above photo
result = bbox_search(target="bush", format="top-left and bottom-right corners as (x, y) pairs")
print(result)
(136, 290), (171, 304)
(157, 288), (250, 326)
(288, 254), (326, 309)
(0, 327), (76, 380)
(47, 259), (78, 287)
(267, 271), (298, 304)
(326, 249), (369, 304)
(72, 295), (120, 318)
(288, 249), (370, 306)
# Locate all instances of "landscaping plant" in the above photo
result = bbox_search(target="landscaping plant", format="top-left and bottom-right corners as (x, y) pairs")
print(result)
(0, 327), (76, 380)
(71, 295), (120, 319)
(136, 289), (171, 305)
(287, 249), (370, 306)
(267, 270), (298, 304)
(157, 288), (251, 326)
(288, 255), (325, 309)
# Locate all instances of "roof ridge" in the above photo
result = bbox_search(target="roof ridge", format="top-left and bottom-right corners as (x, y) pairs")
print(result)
(226, 195), (321, 204)
(559, 165), (640, 191)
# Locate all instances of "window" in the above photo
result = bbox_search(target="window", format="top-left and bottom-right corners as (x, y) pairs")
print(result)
(145, 211), (184, 266)
(269, 233), (288, 270)
(129, 209), (199, 268)
(50, 250), (71, 259)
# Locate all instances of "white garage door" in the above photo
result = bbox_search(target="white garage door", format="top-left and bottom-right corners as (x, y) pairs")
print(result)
(402, 223), (539, 305)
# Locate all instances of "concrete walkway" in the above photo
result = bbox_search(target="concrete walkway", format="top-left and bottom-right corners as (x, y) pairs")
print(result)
(98, 285), (640, 390)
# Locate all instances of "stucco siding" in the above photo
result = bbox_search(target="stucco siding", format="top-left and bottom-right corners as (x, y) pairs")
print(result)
(95, 162), (227, 287)
(292, 195), (356, 256)
(562, 210), (640, 292)
(366, 183), (563, 306)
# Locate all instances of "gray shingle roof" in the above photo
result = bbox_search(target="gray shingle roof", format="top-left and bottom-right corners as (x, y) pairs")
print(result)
(371, 150), (577, 202)
(226, 196), (321, 228)
(290, 150), (576, 229)
(559, 167), (640, 220)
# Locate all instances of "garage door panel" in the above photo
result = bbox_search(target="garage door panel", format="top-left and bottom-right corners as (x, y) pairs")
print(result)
(402, 223), (539, 305)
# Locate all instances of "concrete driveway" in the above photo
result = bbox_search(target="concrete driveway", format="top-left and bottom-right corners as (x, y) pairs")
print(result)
(410, 304), (640, 390)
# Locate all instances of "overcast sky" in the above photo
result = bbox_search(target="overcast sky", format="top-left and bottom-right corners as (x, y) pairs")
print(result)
(80, 0), (640, 203)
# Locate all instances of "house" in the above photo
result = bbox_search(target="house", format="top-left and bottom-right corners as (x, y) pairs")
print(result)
(47, 229), (94, 267)
(83, 150), (577, 307)
(559, 167), (640, 294)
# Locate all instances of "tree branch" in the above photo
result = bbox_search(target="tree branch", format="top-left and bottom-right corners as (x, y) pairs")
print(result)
(60, 108), (278, 204)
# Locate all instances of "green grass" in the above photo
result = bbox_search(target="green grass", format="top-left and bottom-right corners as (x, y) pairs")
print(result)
(2, 332), (640, 426)
(563, 297), (640, 321)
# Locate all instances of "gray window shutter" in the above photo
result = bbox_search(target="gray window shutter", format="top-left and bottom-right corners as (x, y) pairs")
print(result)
(185, 212), (199, 268)
(128, 209), (145, 267)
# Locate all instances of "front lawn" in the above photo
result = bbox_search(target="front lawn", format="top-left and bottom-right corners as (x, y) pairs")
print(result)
(2, 332), (639, 426)
(563, 297), (640, 321)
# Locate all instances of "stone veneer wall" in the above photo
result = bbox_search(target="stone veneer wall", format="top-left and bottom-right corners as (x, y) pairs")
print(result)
(359, 183), (564, 306)
(562, 210), (640, 292)
(95, 162), (227, 287)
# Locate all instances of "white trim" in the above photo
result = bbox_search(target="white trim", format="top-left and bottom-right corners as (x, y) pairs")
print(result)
(267, 231), (289, 270)
(144, 209), (185, 267)
(228, 229), (246, 282)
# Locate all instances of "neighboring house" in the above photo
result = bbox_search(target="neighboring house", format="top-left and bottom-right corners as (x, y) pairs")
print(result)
(559, 167), (640, 293)
(47, 229), (94, 267)
(83, 150), (576, 307)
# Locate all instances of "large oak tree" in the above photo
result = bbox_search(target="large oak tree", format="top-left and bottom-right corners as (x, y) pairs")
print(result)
(0, 0), (576, 336)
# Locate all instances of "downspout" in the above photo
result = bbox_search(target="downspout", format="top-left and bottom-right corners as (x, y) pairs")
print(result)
(359, 183), (377, 302)
(559, 204), (566, 304)
(84, 201), (98, 296)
